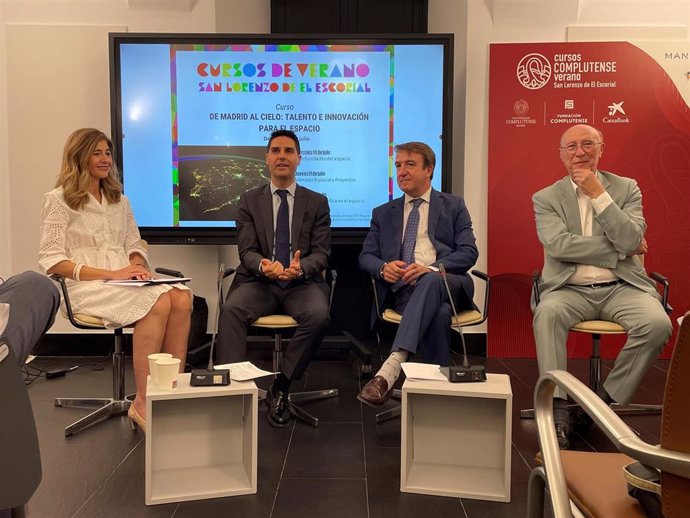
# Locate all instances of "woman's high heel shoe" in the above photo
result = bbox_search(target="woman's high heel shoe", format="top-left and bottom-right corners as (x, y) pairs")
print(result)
(127, 405), (147, 433)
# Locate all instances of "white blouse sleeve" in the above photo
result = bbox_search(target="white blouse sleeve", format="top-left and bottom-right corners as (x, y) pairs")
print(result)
(122, 196), (149, 265)
(38, 192), (70, 273)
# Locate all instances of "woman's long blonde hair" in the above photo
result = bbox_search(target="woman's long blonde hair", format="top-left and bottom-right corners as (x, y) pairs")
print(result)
(57, 128), (123, 210)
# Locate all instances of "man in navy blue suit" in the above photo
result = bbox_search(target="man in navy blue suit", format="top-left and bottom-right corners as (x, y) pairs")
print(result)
(357, 142), (479, 406)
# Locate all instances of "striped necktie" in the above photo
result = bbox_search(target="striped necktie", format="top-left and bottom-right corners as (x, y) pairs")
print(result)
(400, 198), (423, 265)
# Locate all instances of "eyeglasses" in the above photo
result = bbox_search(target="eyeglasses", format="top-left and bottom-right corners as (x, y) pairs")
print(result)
(560, 140), (601, 153)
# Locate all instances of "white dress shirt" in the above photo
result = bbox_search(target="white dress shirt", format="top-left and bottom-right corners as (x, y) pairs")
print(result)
(567, 173), (619, 285)
(402, 187), (437, 268)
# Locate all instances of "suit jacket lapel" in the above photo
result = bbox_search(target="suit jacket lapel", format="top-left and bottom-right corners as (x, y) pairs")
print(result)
(591, 171), (612, 236)
(390, 195), (404, 256)
(558, 177), (582, 235)
(428, 189), (441, 245)
(292, 186), (306, 255)
(260, 185), (274, 257)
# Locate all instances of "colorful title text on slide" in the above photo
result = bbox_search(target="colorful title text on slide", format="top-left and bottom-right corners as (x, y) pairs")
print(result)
(173, 48), (392, 226)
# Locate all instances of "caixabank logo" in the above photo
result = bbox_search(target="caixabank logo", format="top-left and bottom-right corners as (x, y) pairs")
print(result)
(602, 100), (630, 124)
(516, 53), (552, 89)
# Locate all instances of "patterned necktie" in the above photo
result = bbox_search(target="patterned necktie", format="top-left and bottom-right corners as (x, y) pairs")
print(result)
(400, 198), (423, 265)
(275, 189), (290, 269)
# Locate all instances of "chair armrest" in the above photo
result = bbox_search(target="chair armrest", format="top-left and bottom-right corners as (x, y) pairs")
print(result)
(154, 267), (184, 278)
(532, 270), (542, 306)
(535, 370), (690, 518)
(649, 271), (671, 313)
(470, 269), (489, 283)
(328, 268), (337, 312)
(470, 269), (491, 324)
(369, 275), (383, 321)
(48, 274), (88, 330)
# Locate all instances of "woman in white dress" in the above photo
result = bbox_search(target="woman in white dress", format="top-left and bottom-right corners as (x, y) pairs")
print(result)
(38, 128), (192, 432)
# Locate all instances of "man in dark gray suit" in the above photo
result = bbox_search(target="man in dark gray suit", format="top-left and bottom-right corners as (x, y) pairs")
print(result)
(217, 129), (331, 428)
(532, 124), (672, 449)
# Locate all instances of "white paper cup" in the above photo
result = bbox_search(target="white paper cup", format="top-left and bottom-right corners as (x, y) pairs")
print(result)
(155, 357), (181, 391)
(147, 353), (173, 386)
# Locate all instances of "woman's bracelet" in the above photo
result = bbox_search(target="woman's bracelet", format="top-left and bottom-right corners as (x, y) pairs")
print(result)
(72, 262), (85, 281)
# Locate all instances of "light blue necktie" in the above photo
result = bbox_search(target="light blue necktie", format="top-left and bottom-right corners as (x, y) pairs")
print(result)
(400, 198), (423, 265)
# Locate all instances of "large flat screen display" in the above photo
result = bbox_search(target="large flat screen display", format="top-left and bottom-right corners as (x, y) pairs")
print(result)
(109, 33), (454, 243)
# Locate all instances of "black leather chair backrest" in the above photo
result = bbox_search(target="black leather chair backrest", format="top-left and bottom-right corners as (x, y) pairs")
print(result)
(0, 341), (42, 510)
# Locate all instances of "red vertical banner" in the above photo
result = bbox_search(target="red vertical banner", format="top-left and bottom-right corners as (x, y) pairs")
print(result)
(488, 42), (690, 359)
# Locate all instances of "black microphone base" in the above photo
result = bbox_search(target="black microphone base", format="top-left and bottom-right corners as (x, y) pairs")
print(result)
(440, 365), (487, 383)
(190, 368), (231, 386)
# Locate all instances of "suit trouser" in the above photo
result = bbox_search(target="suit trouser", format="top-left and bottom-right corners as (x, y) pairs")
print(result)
(216, 280), (329, 380)
(390, 273), (471, 367)
(0, 271), (60, 365)
(532, 282), (672, 404)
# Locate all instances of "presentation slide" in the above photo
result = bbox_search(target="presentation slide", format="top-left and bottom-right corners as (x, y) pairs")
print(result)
(117, 42), (446, 229)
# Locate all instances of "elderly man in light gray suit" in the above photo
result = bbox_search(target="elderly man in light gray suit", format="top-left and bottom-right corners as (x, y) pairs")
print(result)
(532, 124), (672, 449)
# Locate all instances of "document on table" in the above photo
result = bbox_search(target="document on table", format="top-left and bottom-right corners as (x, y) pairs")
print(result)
(214, 361), (277, 381)
(104, 277), (191, 287)
(401, 362), (448, 382)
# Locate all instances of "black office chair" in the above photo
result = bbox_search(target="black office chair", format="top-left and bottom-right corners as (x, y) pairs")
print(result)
(370, 269), (490, 423)
(50, 274), (133, 437)
(0, 341), (42, 517)
(521, 257), (670, 419)
(50, 261), (189, 437)
(217, 268), (339, 427)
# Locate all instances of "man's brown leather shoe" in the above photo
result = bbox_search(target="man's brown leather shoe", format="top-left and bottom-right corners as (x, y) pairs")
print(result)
(357, 376), (392, 407)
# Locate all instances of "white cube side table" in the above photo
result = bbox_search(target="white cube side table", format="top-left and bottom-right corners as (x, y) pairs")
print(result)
(401, 373), (512, 502)
(145, 373), (258, 505)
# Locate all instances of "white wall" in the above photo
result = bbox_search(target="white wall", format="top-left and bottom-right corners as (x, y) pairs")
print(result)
(0, 0), (269, 332)
(0, 1), (9, 276)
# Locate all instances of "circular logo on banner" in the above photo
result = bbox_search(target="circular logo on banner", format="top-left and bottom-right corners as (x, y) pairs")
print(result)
(517, 53), (552, 89)
(513, 99), (529, 116)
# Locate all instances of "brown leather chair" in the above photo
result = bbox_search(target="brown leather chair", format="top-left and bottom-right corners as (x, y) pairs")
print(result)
(527, 311), (690, 518)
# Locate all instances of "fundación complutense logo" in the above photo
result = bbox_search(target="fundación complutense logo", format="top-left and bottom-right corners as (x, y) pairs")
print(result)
(517, 53), (552, 90)
(548, 98), (588, 125)
(505, 98), (537, 127)
(603, 100), (629, 124)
